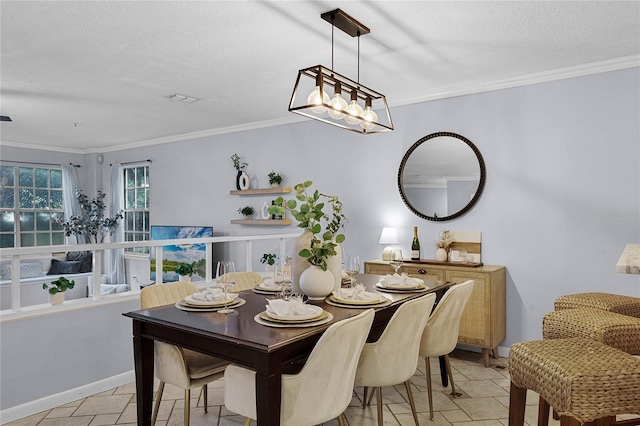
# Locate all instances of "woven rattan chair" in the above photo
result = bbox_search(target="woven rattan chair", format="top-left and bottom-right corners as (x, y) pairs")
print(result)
(508, 337), (640, 426)
(543, 307), (640, 355)
(218, 271), (263, 292)
(554, 292), (640, 318)
(140, 282), (230, 426)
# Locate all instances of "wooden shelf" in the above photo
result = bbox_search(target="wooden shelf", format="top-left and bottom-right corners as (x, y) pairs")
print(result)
(230, 219), (292, 226)
(401, 259), (483, 268)
(230, 187), (291, 196)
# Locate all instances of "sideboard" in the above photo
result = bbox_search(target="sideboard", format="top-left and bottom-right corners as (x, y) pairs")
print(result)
(364, 259), (506, 367)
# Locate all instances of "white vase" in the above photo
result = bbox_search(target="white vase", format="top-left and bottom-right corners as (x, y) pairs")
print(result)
(327, 243), (342, 291)
(179, 275), (191, 282)
(436, 248), (448, 261)
(49, 292), (65, 305)
(299, 265), (335, 300)
(292, 229), (342, 293)
(239, 171), (250, 190)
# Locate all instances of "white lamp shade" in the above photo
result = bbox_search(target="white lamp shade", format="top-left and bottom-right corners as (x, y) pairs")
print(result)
(379, 227), (398, 261)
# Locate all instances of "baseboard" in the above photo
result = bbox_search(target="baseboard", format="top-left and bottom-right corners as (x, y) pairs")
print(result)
(456, 344), (511, 360)
(0, 370), (135, 424)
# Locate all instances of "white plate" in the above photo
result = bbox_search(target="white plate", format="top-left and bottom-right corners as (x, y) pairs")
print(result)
(183, 293), (239, 307)
(378, 279), (425, 290)
(265, 304), (323, 321)
(255, 284), (281, 292)
(255, 311), (333, 328)
(175, 298), (246, 312)
(375, 283), (429, 293)
(331, 294), (385, 305)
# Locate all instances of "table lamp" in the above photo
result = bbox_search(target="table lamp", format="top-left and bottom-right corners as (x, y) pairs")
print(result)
(379, 227), (399, 261)
(616, 243), (640, 275)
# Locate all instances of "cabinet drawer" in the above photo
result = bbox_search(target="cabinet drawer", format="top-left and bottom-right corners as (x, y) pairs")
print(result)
(401, 264), (444, 281)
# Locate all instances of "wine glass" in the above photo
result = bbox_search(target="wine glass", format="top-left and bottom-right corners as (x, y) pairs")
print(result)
(345, 255), (360, 286)
(274, 257), (293, 299)
(216, 261), (236, 314)
(389, 250), (403, 274)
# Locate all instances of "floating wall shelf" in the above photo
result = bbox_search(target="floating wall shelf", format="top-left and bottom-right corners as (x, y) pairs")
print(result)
(230, 219), (292, 226)
(229, 187), (291, 196)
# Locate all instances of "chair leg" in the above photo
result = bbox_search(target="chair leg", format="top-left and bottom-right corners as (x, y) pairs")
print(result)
(337, 413), (347, 426)
(362, 386), (368, 408)
(444, 354), (461, 398)
(151, 381), (165, 426)
(184, 389), (190, 426)
(508, 381), (527, 426)
(202, 384), (208, 413)
(425, 357), (434, 421)
(366, 386), (376, 407)
(376, 386), (383, 426)
(243, 418), (252, 426)
(404, 380), (420, 426)
(538, 396), (550, 426)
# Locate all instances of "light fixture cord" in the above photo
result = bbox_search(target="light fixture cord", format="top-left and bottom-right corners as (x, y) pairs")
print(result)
(357, 30), (361, 83)
(331, 14), (335, 70)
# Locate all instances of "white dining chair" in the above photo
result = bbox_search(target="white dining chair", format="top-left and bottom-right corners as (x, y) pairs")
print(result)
(419, 280), (475, 420)
(224, 309), (375, 425)
(354, 293), (437, 425)
(140, 281), (230, 426)
(219, 271), (263, 292)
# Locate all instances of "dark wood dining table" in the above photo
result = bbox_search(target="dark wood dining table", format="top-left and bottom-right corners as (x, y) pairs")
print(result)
(123, 274), (452, 425)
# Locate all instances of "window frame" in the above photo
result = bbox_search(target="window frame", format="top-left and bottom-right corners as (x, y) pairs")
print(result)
(122, 164), (150, 253)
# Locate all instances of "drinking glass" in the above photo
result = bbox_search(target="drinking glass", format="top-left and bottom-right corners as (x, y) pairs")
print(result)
(216, 261), (236, 314)
(345, 255), (360, 285)
(389, 250), (403, 274)
(274, 257), (292, 299)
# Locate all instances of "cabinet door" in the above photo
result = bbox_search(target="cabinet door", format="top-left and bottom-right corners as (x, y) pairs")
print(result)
(445, 270), (489, 347)
(364, 263), (393, 276)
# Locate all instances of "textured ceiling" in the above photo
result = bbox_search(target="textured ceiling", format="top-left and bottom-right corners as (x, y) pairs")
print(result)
(1, 1), (639, 153)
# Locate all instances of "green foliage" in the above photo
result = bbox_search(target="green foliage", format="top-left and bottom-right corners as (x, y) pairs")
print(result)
(238, 205), (254, 216)
(230, 153), (248, 171)
(174, 262), (194, 276)
(42, 276), (75, 295)
(268, 171), (282, 185)
(53, 189), (123, 243)
(269, 180), (347, 271)
(260, 253), (277, 266)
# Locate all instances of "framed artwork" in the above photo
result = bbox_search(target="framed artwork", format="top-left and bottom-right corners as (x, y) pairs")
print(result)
(150, 225), (213, 282)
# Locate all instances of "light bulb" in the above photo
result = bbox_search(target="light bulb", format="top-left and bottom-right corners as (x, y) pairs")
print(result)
(344, 89), (363, 125)
(361, 97), (378, 130)
(328, 87), (348, 120)
(307, 86), (329, 114)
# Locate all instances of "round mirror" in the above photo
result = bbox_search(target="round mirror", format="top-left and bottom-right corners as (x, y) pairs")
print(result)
(398, 132), (485, 221)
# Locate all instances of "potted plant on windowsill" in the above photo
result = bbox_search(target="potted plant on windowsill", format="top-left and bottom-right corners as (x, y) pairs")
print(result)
(260, 253), (277, 272)
(268, 171), (282, 188)
(269, 180), (347, 298)
(43, 276), (75, 305)
(174, 263), (194, 282)
(238, 206), (255, 219)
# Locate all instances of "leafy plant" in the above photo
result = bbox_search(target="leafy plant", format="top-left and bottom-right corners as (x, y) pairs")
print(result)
(174, 263), (194, 276)
(270, 180), (347, 271)
(42, 276), (75, 295)
(230, 153), (248, 171)
(54, 189), (123, 243)
(436, 229), (454, 249)
(260, 253), (277, 266)
(268, 171), (282, 185)
(238, 206), (254, 216)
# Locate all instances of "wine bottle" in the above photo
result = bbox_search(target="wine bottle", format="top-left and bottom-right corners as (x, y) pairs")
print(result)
(411, 226), (421, 260)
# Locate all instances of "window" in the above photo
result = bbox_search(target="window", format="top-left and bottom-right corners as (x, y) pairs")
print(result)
(123, 165), (150, 253)
(0, 165), (64, 248)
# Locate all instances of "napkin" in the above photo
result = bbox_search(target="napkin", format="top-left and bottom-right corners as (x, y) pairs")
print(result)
(259, 278), (281, 290)
(333, 283), (379, 301)
(266, 298), (320, 317)
(381, 273), (424, 288)
(191, 288), (238, 302)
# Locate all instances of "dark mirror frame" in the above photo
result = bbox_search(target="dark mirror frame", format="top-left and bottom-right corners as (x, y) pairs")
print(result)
(398, 132), (486, 221)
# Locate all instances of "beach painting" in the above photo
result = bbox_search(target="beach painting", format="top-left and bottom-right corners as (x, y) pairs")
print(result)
(150, 225), (213, 282)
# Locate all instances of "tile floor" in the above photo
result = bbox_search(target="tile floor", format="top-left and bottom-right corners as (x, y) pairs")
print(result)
(4, 349), (631, 426)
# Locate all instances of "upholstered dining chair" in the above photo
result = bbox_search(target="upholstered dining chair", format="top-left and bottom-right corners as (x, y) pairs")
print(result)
(219, 271), (263, 292)
(224, 309), (375, 425)
(354, 293), (437, 426)
(419, 280), (475, 420)
(140, 281), (230, 426)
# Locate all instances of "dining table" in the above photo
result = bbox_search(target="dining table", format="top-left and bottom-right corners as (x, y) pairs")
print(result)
(123, 273), (453, 425)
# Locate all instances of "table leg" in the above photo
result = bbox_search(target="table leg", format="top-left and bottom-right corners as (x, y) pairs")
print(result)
(132, 321), (154, 426)
(439, 356), (448, 386)
(255, 369), (282, 425)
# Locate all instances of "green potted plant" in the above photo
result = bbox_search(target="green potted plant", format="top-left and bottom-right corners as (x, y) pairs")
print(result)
(260, 253), (277, 266)
(174, 263), (194, 281)
(268, 171), (282, 187)
(43, 276), (75, 305)
(270, 180), (347, 299)
(238, 206), (255, 218)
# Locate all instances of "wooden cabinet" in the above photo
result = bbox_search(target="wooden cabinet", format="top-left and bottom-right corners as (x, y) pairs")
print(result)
(364, 259), (506, 367)
(230, 187), (291, 225)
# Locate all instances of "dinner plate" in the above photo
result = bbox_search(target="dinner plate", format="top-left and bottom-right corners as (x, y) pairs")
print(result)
(183, 293), (239, 307)
(329, 294), (386, 305)
(175, 298), (246, 312)
(378, 278), (425, 290)
(265, 304), (323, 321)
(254, 311), (333, 328)
(325, 296), (391, 309)
(375, 283), (429, 293)
(252, 284), (281, 293)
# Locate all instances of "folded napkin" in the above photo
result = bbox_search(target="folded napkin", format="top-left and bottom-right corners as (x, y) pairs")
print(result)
(333, 283), (378, 301)
(191, 288), (238, 302)
(381, 273), (424, 288)
(266, 298), (320, 318)
(259, 278), (281, 290)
